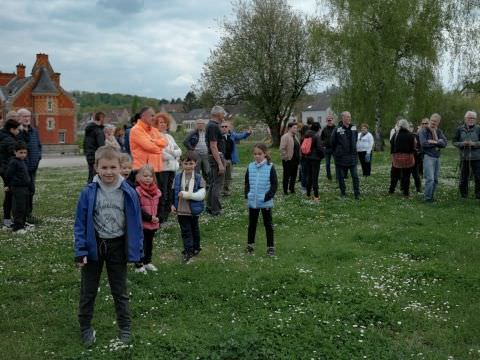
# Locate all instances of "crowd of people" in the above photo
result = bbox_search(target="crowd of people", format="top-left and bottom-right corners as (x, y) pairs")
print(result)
(1, 103), (477, 347)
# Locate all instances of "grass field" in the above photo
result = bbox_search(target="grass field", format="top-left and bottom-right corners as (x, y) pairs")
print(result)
(0, 143), (479, 359)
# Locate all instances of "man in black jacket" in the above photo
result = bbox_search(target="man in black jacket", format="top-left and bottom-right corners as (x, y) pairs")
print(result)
(320, 113), (336, 180)
(83, 112), (105, 183)
(331, 111), (360, 199)
(5, 142), (32, 233)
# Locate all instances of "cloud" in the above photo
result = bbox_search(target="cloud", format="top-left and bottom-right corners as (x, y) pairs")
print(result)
(96, 0), (145, 14)
(169, 74), (195, 87)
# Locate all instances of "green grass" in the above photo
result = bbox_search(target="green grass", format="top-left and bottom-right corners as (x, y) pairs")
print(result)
(1, 143), (479, 359)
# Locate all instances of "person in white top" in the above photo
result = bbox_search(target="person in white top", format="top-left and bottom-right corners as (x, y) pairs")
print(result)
(104, 124), (121, 150)
(356, 123), (374, 177)
(156, 113), (182, 223)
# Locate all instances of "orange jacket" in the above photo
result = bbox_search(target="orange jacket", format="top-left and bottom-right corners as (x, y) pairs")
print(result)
(130, 120), (168, 172)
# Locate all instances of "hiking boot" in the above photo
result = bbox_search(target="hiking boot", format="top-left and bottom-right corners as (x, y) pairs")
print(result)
(267, 247), (275, 257)
(81, 327), (96, 347)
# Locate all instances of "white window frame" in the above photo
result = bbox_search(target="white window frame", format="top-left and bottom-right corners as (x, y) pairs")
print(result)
(47, 97), (53, 113)
(46, 117), (55, 130)
(58, 130), (66, 144)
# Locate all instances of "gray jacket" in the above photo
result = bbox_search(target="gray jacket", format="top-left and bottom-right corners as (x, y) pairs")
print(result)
(452, 124), (480, 161)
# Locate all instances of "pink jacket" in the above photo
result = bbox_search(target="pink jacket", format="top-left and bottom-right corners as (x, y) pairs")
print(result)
(136, 186), (161, 230)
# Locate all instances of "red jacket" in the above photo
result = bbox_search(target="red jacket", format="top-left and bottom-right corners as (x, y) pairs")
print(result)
(136, 185), (161, 230)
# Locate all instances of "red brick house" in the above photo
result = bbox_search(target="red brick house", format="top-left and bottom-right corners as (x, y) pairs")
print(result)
(0, 53), (77, 145)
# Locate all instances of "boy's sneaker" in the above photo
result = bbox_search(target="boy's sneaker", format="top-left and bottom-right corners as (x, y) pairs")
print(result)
(25, 222), (35, 229)
(118, 329), (131, 344)
(246, 244), (254, 254)
(182, 252), (193, 264)
(81, 327), (96, 347)
(135, 266), (147, 274)
(144, 263), (158, 272)
(3, 219), (12, 227)
(267, 247), (275, 257)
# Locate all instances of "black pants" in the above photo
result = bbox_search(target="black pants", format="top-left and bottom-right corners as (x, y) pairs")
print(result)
(248, 208), (274, 248)
(178, 215), (200, 254)
(28, 170), (37, 218)
(78, 236), (130, 332)
(87, 161), (96, 184)
(157, 171), (175, 223)
(305, 159), (321, 197)
(142, 228), (156, 264)
(282, 159), (299, 194)
(335, 164), (360, 197)
(11, 186), (30, 231)
(459, 159), (480, 198)
(206, 156), (225, 215)
(390, 166), (414, 196)
(357, 151), (372, 177)
(411, 163), (422, 192)
(2, 175), (12, 221)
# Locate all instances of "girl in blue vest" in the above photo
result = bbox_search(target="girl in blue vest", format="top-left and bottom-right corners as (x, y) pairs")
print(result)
(172, 151), (205, 263)
(244, 143), (278, 256)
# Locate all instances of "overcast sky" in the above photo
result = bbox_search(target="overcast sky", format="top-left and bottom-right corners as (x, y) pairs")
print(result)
(0, 0), (318, 99)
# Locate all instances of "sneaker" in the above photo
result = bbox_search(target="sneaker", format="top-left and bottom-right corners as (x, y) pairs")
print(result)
(1, 224), (12, 231)
(313, 197), (320, 202)
(144, 263), (158, 272)
(267, 247), (275, 257)
(246, 244), (254, 254)
(13, 228), (28, 235)
(25, 222), (35, 229)
(81, 328), (96, 347)
(3, 219), (12, 227)
(193, 248), (202, 256)
(135, 266), (147, 274)
(182, 252), (193, 264)
(118, 329), (130, 344)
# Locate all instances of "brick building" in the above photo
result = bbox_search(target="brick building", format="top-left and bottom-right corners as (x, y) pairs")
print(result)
(0, 53), (77, 145)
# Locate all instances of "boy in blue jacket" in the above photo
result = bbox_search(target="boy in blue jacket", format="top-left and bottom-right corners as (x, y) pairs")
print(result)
(74, 146), (143, 347)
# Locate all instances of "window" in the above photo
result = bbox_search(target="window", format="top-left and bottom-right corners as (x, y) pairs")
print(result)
(47, 117), (55, 130)
(47, 97), (53, 112)
(58, 131), (66, 144)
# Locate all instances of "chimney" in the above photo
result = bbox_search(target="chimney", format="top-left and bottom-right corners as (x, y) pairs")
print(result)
(16, 63), (26, 79)
(52, 72), (61, 87)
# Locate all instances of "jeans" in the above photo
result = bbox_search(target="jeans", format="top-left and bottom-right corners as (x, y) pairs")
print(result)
(11, 186), (30, 231)
(324, 149), (333, 179)
(336, 164), (360, 197)
(305, 159), (321, 197)
(357, 151), (371, 177)
(178, 215), (201, 253)
(248, 208), (274, 248)
(282, 159), (299, 194)
(459, 159), (480, 198)
(157, 171), (175, 223)
(206, 156), (225, 215)
(423, 155), (440, 201)
(78, 236), (130, 332)
(223, 159), (233, 195)
(141, 228), (156, 265)
(195, 153), (210, 186)
(299, 158), (307, 188)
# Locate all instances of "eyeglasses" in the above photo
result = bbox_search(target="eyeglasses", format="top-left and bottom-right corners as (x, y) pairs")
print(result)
(221, 126), (229, 128)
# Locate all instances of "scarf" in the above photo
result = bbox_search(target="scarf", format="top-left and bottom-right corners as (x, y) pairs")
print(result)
(429, 127), (438, 141)
(181, 171), (195, 193)
(256, 159), (267, 168)
(137, 181), (159, 197)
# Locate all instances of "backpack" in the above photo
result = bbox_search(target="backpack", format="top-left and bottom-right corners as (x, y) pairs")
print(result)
(300, 137), (313, 156)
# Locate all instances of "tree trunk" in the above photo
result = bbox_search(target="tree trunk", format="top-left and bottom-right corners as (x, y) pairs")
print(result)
(270, 122), (281, 147)
(374, 112), (384, 151)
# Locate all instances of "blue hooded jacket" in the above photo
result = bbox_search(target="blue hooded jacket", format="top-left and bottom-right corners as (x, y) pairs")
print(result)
(74, 179), (144, 262)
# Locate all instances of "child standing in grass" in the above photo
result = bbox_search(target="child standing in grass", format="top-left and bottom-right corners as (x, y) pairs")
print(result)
(244, 143), (278, 256)
(171, 151), (205, 263)
(5, 142), (33, 234)
(134, 165), (161, 273)
(74, 146), (143, 347)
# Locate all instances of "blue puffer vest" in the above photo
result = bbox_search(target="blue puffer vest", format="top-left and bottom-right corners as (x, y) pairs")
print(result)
(173, 172), (204, 216)
(247, 161), (273, 209)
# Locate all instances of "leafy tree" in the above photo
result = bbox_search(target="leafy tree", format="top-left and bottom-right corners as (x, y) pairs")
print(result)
(131, 95), (140, 114)
(183, 91), (199, 112)
(315, 0), (480, 150)
(199, 0), (328, 146)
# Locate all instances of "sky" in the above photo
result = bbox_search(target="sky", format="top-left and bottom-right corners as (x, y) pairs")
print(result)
(0, 0), (318, 99)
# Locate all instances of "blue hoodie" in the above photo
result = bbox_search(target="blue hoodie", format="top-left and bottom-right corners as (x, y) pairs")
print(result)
(74, 177), (144, 262)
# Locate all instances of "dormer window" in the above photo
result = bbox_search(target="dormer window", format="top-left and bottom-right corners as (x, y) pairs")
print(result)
(47, 97), (53, 112)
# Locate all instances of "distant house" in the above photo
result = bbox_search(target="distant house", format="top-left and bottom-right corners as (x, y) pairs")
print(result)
(105, 108), (130, 125)
(182, 108), (210, 131)
(301, 93), (334, 128)
(0, 53), (77, 145)
(160, 103), (185, 113)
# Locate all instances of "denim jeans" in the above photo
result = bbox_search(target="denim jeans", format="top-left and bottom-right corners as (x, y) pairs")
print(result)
(336, 164), (360, 197)
(206, 156), (225, 215)
(178, 215), (201, 253)
(423, 155), (440, 201)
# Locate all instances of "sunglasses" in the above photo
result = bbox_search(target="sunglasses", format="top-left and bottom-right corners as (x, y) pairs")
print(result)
(221, 125), (229, 128)
(422, 122), (428, 125)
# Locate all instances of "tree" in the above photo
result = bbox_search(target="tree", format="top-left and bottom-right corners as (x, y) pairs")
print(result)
(315, 0), (480, 150)
(183, 91), (199, 112)
(199, 0), (328, 146)
(131, 95), (140, 114)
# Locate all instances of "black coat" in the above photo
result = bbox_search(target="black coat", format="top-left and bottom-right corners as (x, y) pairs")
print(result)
(0, 129), (18, 176)
(331, 124), (358, 166)
(83, 122), (105, 163)
(303, 130), (324, 161)
(391, 129), (415, 154)
(5, 157), (31, 189)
